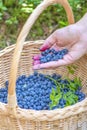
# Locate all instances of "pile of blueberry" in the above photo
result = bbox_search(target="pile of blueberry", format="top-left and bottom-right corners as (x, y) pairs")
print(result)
(0, 72), (86, 110)
(40, 48), (68, 63)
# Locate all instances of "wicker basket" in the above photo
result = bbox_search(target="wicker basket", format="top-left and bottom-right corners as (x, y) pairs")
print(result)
(0, 0), (87, 130)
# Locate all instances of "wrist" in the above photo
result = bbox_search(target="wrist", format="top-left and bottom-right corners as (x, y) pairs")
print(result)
(76, 13), (87, 33)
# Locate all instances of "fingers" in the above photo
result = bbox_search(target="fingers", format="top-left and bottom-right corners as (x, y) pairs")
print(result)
(50, 44), (60, 51)
(33, 40), (87, 70)
(33, 60), (40, 65)
(40, 24), (80, 52)
(40, 33), (57, 51)
(33, 53), (74, 70)
(33, 54), (41, 60)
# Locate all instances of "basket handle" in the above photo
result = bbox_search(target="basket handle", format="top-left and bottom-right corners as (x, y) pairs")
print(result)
(8, 0), (74, 113)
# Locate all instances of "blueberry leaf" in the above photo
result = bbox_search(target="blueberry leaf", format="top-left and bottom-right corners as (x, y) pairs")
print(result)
(51, 88), (56, 96)
(50, 93), (55, 101)
(55, 93), (62, 102)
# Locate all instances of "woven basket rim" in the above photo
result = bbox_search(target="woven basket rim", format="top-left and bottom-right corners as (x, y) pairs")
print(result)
(0, 40), (44, 57)
(1, 40), (87, 57)
(0, 98), (87, 121)
(0, 40), (87, 121)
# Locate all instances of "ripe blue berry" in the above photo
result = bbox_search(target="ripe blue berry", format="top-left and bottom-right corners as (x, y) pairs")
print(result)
(62, 49), (68, 55)
(5, 81), (9, 88)
(40, 48), (69, 63)
(0, 71), (85, 111)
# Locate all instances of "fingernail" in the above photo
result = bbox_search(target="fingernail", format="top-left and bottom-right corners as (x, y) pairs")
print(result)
(33, 55), (41, 60)
(40, 46), (49, 51)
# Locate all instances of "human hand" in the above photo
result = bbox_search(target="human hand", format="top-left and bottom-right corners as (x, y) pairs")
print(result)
(33, 13), (87, 69)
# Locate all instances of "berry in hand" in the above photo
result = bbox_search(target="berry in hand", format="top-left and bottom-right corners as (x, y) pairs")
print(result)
(39, 48), (68, 63)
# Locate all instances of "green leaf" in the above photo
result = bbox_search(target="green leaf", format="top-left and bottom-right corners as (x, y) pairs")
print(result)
(65, 91), (72, 97)
(71, 94), (78, 101)
(74, 77), (82, 86)
(69, 69), (75, 74)
(51, 88), (56, 96)
(21, 7), (33, 13)
(46, 76), (62, 91)
(50, 94), (55, 101)
(72, 65), (78, 69)
(56, 86), (61, 93)
(49, 103), (57, 110)
(59, 21), (68, 27)
(63, 94), (67, 100)
(68, 97), (76, 105)
(67, 65), (77, 75)
(55, 93), (62, 101)
(0, 13), (2, 16)
(2, 6), (7, 11)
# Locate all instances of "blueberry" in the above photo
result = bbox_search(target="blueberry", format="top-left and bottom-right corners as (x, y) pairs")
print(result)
(4, 100), (7, 104)
(60, 80), (65, 84)
(29, 106), (34, 109)
(63, 79), (69, 84)
(19, 105), (23, 108)
(16, 89), (21, 93)
(45, 55), (51, 62)
(58, 55), (63, 59)
(51, 74), (58, 80)
(0, 88), (5, 92)
(52, 56), (58, 61)
(0, 98), (4, 102)
(63, 88), (69, 93)
(45, 49), (51, 54)
(62, 49), (68, 55)
(52, 106), (58, 110)
(41, 51), (46, 56)
(24, 105), (29, 109)
(56, 75), (61, 79)
(21, 75), (26, 79)
(3, 91), (7, 96)
(41, 102), (46, 107)
(40, 57), (47, 63)
(78, 97), (85, 102)
(78, 86), (82, 91)
(2, 71), (86, 110)
(39, 73), (44, 78)
(36, 106), (42, 110)
(50, 49), (56, 54)
(5, 81), (9, 88)
(34, 71), (38, 76)
(52, 73), (57, 78)
(54, 51), (58, 55)
(33, 105), (37, 110)
(61, 104), (65, 108)
(75, 90), (80, 95)
(41, 49), (50, 56)
(46, 98), (50, 103)
(80, 93), (86, 98)
(18, 80), (23, 85)
(17, 85), (22, 90)
(78, 95), (82, 100)
(59, 99), (66, 105)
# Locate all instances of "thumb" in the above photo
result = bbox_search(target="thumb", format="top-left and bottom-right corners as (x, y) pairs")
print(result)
(40, 33), (57, 51)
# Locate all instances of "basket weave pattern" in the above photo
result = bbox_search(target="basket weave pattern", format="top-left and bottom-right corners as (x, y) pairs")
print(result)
(0, 41), (87, 130)
(0, 0), (87, 130)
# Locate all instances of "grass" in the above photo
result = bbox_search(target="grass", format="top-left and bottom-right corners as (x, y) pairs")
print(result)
(0, 0), (87, 49)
